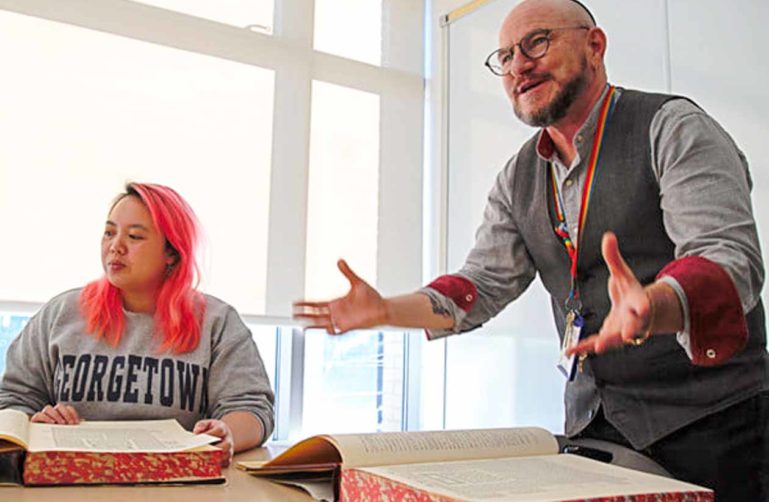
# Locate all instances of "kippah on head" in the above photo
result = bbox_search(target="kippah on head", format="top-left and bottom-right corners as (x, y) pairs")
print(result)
(569, 0), (596, 26)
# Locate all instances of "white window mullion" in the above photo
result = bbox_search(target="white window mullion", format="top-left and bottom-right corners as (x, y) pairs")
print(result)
(264, 59), (313, 318)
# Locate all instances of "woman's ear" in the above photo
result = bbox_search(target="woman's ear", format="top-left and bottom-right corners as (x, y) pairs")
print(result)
(165, 246), (180, 268)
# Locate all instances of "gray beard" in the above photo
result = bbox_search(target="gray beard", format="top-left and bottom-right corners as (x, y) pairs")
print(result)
(514, 69), (587, 127)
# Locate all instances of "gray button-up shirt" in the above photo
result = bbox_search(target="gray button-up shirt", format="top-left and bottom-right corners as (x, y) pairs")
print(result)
(424, 86), (764, 353)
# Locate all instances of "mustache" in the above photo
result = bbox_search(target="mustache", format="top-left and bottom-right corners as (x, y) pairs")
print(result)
(513, 73), (552, 94)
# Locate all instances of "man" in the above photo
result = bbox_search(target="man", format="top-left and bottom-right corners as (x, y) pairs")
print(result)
(295, 0), (769, 499)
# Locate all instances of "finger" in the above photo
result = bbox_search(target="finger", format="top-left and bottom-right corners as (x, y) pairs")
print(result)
(337, 259), (362, 286)
(31, 412), (55, 424)
(566, 336), (599, 356)
(593, 331), (624, 353)
(208, 424), (227, 438)
(293, 301), (330, 311)
(601, 232), (634, 281)
(44, 405), (68, 425)
(293, 313), (333, 321)
(56, 404), (80, 425)
(607, 276), (622, 305)
(596, 316), (625, 353)
(193, 420), (214, 434)
(620, 315), (645, 344)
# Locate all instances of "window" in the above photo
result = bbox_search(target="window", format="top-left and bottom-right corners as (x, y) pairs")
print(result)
(314, 0), (381, 65)
(0, 0), (424, 440)
(301, 330), (405, 437)
(0, 313), (30, 377)
(0, 10), (274, 314)
(305, 81), (380, 299)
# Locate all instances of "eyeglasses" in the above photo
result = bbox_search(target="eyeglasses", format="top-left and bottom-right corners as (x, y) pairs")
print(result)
(484, 26), (590, 77)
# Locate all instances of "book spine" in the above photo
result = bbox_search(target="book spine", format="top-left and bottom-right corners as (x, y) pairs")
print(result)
(23, 450), (222, 485)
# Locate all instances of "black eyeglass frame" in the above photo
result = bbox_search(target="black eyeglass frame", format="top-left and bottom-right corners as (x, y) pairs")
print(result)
(484, 26), (590, 77)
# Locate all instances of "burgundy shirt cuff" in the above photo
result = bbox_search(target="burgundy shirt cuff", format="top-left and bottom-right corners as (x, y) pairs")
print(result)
(657, 256), (747, 366)
(426, 275), (478, 312)
(423, 275), (478, 341)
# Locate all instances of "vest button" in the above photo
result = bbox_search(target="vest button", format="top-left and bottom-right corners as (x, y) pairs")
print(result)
(706, 349), (717, 359)
(465, 294), (473, 302)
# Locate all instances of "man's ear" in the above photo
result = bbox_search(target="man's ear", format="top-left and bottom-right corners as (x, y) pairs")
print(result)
(586, 27), (607, 68)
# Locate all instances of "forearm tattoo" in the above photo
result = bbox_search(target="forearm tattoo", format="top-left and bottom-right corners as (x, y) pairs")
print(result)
(429, 295), (452, 318)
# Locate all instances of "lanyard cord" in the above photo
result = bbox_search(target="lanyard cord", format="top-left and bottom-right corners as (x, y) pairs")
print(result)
(550, 85), (617, 310)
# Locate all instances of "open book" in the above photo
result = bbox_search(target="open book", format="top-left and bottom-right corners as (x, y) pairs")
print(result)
(0, 409), (223, 485)
(238, 427), (712, 502)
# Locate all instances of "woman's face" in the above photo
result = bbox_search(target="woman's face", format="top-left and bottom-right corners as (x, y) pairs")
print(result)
(101, 195), (173, 305)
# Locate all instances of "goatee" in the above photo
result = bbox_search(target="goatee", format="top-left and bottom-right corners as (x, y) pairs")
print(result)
(514, 64), (588, 127)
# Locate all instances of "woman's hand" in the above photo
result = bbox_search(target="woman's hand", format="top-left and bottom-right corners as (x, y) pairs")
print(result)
(30, 403), (81, 425)
(194, 419), (234, 467)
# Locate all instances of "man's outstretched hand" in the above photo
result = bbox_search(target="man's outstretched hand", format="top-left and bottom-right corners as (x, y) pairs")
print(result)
(293, 259), (388, 334)
(567, 232), (654, 356)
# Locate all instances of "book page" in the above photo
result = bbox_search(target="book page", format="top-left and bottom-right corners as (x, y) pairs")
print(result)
(0, 409), (30, 449)
(329, 427), (558, 468)
(356, 454), (711, 501)
(27, 418), (217, 453)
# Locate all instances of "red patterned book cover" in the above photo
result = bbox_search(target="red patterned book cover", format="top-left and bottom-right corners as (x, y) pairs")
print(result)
(339, 456), (714, 502)
(0, 411), (224, 486)
(23, 447), (224, 485)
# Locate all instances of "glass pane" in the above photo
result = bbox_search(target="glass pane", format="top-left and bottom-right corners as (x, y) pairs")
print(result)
(305, 81), (380, 299)
(135, 0), (274, 33)
(314, 0), (382, 65)
(0, 11), (274, 315)
(247, 324), (279, 440)
(248, 324), (278, 394)
(302, 330), (404, 437)
(0, 312), (30, 378)
(442, 281), (563, 433)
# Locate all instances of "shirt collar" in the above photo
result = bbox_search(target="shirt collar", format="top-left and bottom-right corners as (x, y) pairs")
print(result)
(535, 84), (614, 163)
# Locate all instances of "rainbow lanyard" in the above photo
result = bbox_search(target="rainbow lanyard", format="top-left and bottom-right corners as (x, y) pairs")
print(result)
(549, 85), (617, 311)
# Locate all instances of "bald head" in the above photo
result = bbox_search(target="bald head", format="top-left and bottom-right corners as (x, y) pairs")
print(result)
(502, 0), (596, 45)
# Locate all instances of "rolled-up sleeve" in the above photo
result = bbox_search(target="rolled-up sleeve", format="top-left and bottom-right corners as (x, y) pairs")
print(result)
(652, 99), (764, 364)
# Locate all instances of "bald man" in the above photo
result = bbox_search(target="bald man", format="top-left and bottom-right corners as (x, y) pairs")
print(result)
(296, 0), (769, 499)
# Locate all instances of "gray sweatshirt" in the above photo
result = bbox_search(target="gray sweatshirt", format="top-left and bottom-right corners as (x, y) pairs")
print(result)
(0, 289), (275, 439)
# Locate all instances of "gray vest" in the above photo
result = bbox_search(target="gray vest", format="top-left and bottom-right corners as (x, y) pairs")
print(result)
(512, 89), (769, 449)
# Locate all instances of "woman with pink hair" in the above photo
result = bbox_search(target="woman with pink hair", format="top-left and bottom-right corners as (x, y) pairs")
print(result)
(0, 182), (274, 466)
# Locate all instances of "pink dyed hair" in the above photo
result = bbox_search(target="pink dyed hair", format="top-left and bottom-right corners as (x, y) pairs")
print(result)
(80, 182), (206, 353)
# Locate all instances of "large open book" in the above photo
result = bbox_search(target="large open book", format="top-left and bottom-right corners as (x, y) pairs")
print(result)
(238, 427), (712, 501)
(0, 409), (223, 485)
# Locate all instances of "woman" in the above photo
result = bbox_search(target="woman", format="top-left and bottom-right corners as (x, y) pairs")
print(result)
(0, 182), (274, 466)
